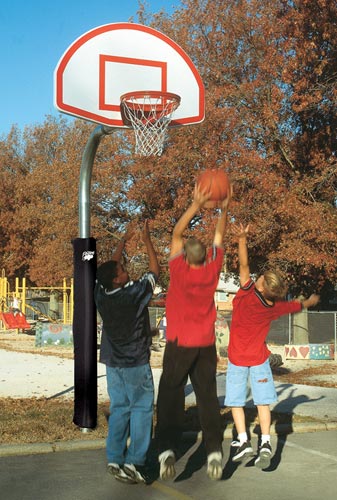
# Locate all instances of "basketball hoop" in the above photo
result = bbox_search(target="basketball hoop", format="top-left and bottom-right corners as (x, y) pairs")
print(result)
(120, 91), (181, 156)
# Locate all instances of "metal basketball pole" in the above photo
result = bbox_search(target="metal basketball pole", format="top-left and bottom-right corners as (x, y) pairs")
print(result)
(73, 125), (114, 430)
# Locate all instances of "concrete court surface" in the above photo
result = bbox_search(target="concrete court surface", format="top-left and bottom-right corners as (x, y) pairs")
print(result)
(1, 430), (337, 500)
(1, 350), (337, 422)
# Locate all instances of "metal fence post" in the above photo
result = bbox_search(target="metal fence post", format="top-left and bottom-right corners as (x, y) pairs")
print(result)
(288, 313), (292, 344)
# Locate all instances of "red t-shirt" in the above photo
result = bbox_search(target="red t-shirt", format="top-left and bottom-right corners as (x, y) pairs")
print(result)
(228, 279), (302, 366)
(166, 246), (224, 347)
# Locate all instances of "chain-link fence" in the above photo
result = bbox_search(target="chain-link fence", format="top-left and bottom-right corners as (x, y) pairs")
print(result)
(268, 311), (336, 347)
(151, 309), (336, 350)
(215, 310), (336, 355)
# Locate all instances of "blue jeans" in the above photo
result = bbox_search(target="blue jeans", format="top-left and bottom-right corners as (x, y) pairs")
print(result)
(225, 359), (277, 407)
(106, 363), (154, 465)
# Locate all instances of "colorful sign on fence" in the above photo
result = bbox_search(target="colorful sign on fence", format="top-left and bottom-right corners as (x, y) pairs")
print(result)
(285, 343), (334, 360)
(35, 322), (73, 347)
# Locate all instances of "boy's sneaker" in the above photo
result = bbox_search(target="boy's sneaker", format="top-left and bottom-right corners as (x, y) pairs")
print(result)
(107, 463), (122, 478)
(109, 463), (137, 484)
(207, 451), (223, 480)
(122, 463), (150, 484)
(254, 442), (272, 469)
(232, 441), (254, 462)
(159, 450), (176, 480)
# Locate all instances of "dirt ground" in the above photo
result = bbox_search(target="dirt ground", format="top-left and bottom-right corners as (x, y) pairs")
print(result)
(1, 329), (336, 388)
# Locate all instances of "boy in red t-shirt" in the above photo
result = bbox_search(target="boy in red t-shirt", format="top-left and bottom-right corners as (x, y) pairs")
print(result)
(226, 223), (319, 469)
(156, 182), (232, 481)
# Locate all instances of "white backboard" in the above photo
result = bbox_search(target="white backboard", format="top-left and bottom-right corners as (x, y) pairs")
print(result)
(54, 22), (205, 128)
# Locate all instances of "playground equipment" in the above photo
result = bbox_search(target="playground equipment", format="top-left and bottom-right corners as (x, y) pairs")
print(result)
(0, 269), (73, 331)
(0, 312), (31, 330)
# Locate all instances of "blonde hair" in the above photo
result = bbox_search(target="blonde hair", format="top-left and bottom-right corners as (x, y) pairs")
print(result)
(263, 270), (288, 301)
(184, 238), (206, 265)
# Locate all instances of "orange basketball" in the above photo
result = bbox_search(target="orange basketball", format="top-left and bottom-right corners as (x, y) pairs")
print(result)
(196, 169), (230, 208)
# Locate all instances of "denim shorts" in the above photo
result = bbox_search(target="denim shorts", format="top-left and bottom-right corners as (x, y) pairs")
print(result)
(225, 358), (277, 407)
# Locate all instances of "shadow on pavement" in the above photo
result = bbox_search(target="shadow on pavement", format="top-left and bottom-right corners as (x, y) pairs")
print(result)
(148, 384), (325, 482)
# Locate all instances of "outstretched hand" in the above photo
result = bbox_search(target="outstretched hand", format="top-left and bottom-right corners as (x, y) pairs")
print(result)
(233, 222), (250, 238)
(193, 183), (212, 207)
(220, 183), (233, 211)
(123, 224), (135, 242)
(141, 219), (151, 242)
(305, 294), (320, 308)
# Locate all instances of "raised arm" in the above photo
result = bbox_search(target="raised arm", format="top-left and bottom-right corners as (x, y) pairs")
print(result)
(170, 184), (211, 257)
(111, 224), (134, 262)
(142, 220), (160, 277)
(233, 223), (250, 286)
(213, 184), (232, 247)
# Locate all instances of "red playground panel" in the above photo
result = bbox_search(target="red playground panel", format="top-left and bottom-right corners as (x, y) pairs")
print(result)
(0, 312), (31, 330)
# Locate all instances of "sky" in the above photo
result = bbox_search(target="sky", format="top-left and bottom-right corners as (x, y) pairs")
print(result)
(0, 0), (179, 137)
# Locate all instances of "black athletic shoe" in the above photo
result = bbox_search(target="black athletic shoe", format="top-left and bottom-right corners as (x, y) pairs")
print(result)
(232, 441), (254, 462)
(122, 463), (151, 484)
(255, 442), (272, 469)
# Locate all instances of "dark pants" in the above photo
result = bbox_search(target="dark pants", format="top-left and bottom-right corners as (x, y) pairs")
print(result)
(156, 340), (223, 456)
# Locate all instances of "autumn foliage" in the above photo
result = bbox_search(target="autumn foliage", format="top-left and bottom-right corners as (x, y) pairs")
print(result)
(0, 0), (336, 305)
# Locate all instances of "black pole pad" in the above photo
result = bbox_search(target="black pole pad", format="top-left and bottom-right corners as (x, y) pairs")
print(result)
(72, 238), (97, 429)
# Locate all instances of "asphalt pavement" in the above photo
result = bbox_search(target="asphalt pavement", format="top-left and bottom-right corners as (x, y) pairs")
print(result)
(1, 430), (337, 500)
(1, 350), (337, 499)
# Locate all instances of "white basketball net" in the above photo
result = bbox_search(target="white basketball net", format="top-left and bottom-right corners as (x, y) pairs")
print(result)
(120, 91), (181, 156)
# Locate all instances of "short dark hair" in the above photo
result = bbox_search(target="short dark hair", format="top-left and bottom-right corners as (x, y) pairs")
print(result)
(96, 260), (118, 290)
